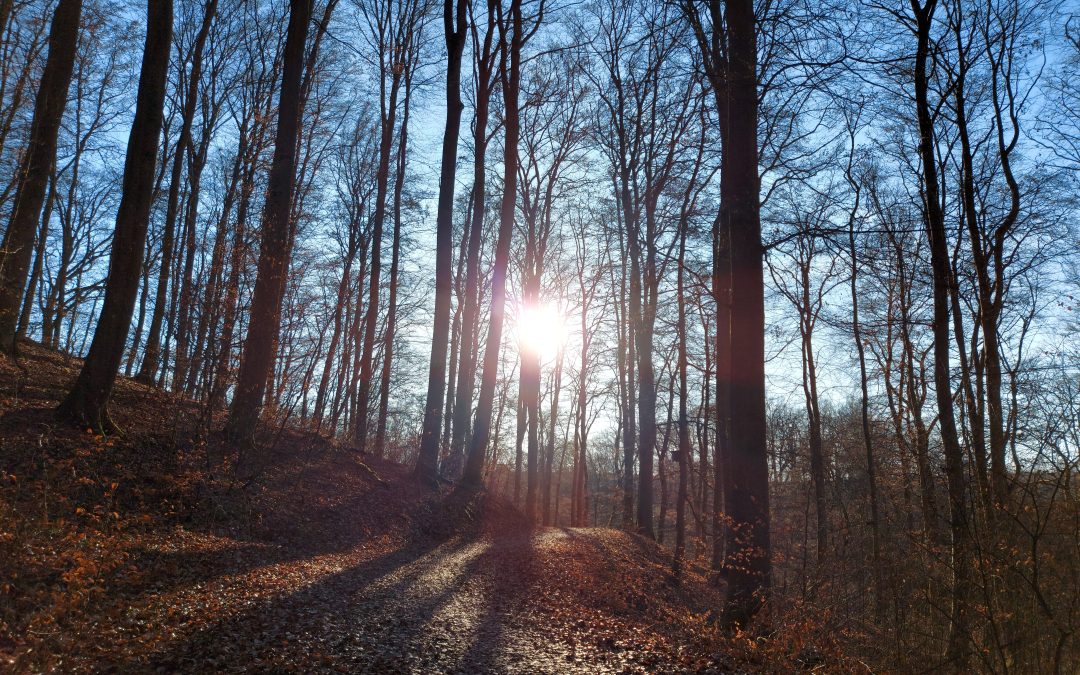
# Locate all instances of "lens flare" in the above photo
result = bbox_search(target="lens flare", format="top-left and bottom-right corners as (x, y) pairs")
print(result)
(516, 301), (567, 362)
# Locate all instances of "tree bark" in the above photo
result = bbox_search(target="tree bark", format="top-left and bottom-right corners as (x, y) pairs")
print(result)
(720, 0), (770, 628)
(673, 190), (691, 581)
(845, 151), (885, 619)
(17, 172), (57, 338)
(461, 0), (527, 488)
(0, 0), (81, 354)
(137, 0), (217, 382)
(542, 346), (564, 525)
(224, 0), (313, 451)
(415, 0), (467, 481)
(450, 0), (497, 469)
(910, 0), (971, 665)
(353, 1), (405, 452)
(375, 58), (415, 458)
(58, 0), (172, 430)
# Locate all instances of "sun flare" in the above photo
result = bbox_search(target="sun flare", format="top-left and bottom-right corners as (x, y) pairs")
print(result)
(516, 301), (567, 362)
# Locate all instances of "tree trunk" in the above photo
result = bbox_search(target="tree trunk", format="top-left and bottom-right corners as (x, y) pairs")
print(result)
(137, 0), (217, 382)
(514, 396), (525, 504)
(207, 114), (263, 412)
(542, 347), (564, 525)
(460, 0), (525, 488)
(673, 214), (691, 580)
(375, 65), (414, 458)
(173, 135), (211, 391)
(910, 0), (971, 665)
(449, 0), (497, 468)
(17, 172), (57, 338)
(442, 216), (472, 468)
(799, 256), (828, 564)
(617, 235), (636, 528)
(225, 0), (313, 451)
(845, 158), (885, 619)
(720, 0), (770, 628)
(415, 0), (467, 481)
(57, 0), (171, 430)
(353, 32), (403, 453)
(0, 0), (81, 354)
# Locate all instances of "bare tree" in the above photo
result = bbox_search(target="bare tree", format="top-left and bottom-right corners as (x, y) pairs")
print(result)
(58, 0), (172, 429)
(415, 0), (467, 481)
(224, 0), (316, 452)
(461, 0), (545, 490)
(0, 0), (82, 354)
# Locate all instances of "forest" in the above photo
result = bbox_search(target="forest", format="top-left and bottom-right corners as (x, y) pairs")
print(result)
(1, 0), (1078, 671)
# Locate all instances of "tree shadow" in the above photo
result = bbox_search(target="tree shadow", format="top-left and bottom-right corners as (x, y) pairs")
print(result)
(107, 530), (478, 671)
(455, 531), (539, 673)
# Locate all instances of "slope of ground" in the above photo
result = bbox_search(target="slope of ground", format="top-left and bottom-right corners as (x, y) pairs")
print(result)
(1, 342), (858, 673)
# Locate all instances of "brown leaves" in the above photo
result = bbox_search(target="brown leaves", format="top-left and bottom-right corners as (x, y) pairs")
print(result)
(0, 341), (865, 672)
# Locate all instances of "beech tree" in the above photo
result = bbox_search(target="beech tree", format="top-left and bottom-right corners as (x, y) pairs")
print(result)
(135, 0), (217, 384)
(0, 0), (82, 354)
(448, 0), (499, 479)
(58, 0), (172, 429)
(224, 0), (317, 452)
(416, 0), (467, 481)
(461, 0), (545, 491)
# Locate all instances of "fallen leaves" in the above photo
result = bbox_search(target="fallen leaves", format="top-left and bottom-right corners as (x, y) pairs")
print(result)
(1, 342), (862, 673)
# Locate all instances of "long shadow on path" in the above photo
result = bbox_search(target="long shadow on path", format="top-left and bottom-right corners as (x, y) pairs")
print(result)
(108, 530), (478, 672)
(454, 531), (540, 673)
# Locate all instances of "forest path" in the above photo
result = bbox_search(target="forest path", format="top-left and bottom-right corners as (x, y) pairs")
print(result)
(109, 528), (660, 673)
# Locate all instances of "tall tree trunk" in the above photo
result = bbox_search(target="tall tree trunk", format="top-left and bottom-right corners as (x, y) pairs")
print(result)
(197, 135), (246, 395)
(18, 172), (57, 338)
(799, 257), (828, 564)
(225, 0), (313, 451)
(845, 156), (885, 619)
(616, 235), (636, 528)
(657, 372), (674, 544)
(542, 347), (564, 525)
(207, 117), (263, 412)
(572, 264), (592, 527)
(58, 0), (172, 429)
(697, 310), (711, 551)
(137, 0), (217, 382)
(353, 27), (404, 452)
(314, 260), (353, 429)
(721, 0), (770, 627)
(449, 0), (497, 467)
(442, 215), (472, 465)
(375, 66), (414, 458)
(415, 0), (467, 481)
(673, 214), (691, 580)
(461, 0), (525, 488)
(910, 0), (971, 665)
(173, 137), (211, 391)
(514, 396), (525, 504)
(0, 0), (81, 354)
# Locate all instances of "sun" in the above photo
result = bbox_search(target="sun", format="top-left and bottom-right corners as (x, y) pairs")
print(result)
(516, 301), (567, 362)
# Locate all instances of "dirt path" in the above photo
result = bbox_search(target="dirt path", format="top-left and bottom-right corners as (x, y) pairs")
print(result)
(107, 529), (659, 674)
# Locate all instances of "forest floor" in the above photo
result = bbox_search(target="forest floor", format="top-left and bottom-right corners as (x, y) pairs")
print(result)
(0, 341), (850, 673)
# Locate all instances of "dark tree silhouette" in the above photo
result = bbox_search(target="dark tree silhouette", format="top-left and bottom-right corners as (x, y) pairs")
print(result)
(0, 0), (82, 354)
(224, 0), (314, 451)
(136, 0), (218, 384)
(415, 0), (468, 482)
(909, 0), (971, 664)
(719, 0), (770, 628)
(462, 0), (540, 491)
(57, 0), (173, 430)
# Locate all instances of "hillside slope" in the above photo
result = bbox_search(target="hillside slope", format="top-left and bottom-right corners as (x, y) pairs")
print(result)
(1, 342), (854, 673)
